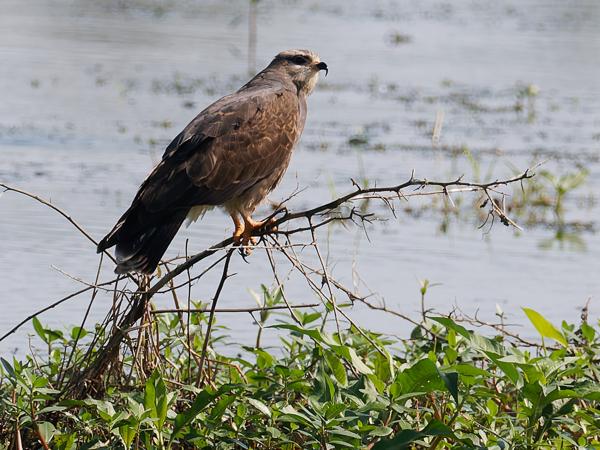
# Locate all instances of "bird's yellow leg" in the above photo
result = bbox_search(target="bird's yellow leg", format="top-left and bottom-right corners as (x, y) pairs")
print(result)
(239, 214), (259, 248)
(230, 212), (245, 244)
(240, 214), (278, 248)
(243, 216), (266, 230)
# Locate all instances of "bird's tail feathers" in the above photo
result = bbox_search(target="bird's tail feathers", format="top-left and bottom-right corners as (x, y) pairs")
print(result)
(97, 220), (124, 254)
(97, 204), (188, 275)
(113, 211), (188, 275)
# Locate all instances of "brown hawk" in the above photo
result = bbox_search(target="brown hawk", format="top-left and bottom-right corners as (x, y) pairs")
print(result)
(97, 49), (328, 274)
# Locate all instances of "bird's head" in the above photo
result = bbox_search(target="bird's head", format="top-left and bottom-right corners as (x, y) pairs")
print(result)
(270, 49), (328, 95)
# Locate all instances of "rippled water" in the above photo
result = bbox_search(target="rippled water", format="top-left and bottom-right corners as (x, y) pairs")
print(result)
(1, 0), (599, 354)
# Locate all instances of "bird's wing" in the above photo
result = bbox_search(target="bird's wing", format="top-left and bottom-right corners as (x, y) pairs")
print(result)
(136, 84), (301, 213)
(97, 84), (302, 267)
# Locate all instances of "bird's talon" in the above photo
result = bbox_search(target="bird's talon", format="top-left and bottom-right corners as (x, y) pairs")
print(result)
(242, 235), (257, 246)
(239, 235), (256, 256)
(259, 218), (278, 233)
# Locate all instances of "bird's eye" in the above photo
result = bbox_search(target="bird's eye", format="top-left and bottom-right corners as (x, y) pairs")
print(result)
(291, 56), (308, 65)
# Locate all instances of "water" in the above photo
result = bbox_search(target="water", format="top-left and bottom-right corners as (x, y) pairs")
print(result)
(1, 0), (599, 355)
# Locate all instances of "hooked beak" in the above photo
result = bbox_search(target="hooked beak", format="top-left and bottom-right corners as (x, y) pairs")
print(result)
(316, 61), (328, 77)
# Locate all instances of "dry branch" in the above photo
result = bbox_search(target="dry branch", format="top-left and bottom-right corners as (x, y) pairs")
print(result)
(150, 303), (320, 315)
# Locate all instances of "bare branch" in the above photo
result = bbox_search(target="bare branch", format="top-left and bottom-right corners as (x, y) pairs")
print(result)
(151, 303), (320, 315)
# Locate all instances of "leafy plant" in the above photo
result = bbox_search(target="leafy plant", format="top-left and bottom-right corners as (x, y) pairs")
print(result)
(2, 303), (600, 449)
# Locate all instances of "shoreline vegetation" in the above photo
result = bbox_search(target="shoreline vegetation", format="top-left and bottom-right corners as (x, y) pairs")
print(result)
(2, 168), (599, 448)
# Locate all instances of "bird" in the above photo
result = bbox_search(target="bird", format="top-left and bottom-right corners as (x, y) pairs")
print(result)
(97, 49), (328, 274)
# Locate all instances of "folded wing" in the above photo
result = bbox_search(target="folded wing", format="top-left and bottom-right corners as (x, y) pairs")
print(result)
(97, 84), (300, 274)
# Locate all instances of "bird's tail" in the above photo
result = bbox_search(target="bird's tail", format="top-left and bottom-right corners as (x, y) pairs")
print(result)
(97, 208), (188, 275)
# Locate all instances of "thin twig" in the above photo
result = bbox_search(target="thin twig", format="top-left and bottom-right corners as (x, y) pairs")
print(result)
(197, 249), (234, 385)
(151, 303), (320, 315)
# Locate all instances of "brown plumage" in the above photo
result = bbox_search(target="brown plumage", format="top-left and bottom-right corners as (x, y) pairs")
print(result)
(97, 49), (327, 274)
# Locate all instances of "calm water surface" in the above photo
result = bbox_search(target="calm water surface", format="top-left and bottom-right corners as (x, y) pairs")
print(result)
(1, 0), (599, 354)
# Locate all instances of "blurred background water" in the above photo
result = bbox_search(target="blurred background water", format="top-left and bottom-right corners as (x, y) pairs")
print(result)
(1, 0), (599, 354)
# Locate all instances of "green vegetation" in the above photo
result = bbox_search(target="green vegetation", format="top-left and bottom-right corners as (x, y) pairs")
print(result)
(2, 297), (599, 449)
(417, 148), (594, 248)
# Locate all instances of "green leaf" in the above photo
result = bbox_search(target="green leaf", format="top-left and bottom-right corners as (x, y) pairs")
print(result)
(255, 348), (274, 369)
(370, 426), (393, 437)
(330, 346), (373, 375)
(266, 426), (281, 438)
(580, 322), (595, 342)
(270, 324), (328, 344)
(324, 402), (346, 420)
(430, 317), (471, 339)
(438, 370), (459, 403)
(523, 307), (567, 346)
(70, 326), (88, 340)
(247, 398), (271, 418)
(172, 390), (215, 438)
(329, 440), (357, 448)
(0, 357), (16, 379)
(453, 363), (490, 378)
(143, 369), (169, 429)
(372, 419), (453, 449)
(53, 432), (76, 450)
(396, 359), (445, 395)
(46, 330), (64, 343)
(144, 373), (157, 416)
(329, 426), (362, 439)
(126, 396), (146, 420)
(373, 351), (395, 383)
(79, 437), (107, 450)
(31, 317), (63, 343)
(209, 395), (235, 420)
(484, 351), (521, 383)
(278, 405), (314, 427)
(324, 350), (348, 387)
(38, 405), (67, 414)
(83, 398), (116, 422)
(37, 422), (56, 444)
(422, 419), (454, 436)
(301, 312), (322, 326)
(117, 419), (137, 449)
(578, 382), (600, 401)
(32, 317), (47, 343)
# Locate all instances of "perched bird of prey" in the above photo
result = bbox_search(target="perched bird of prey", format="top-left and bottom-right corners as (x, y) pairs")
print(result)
(97, 49), (328, 274)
